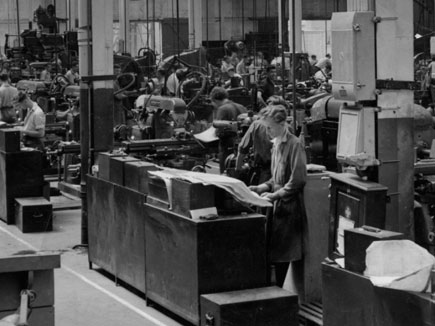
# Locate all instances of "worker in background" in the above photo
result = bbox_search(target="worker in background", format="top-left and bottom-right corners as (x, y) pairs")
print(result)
(13, 91), (46, 151)
(65, 62), (80, 85)
(236, 107), (272, 185)
(0, 61), (10, 77)
(229, 52), (240, 68)
(0, 73), (18, 123)
(224, 67), (244, 89)
(314, 53), (331, 72)
(210, 86), (247, 173)
(153, 68), (166, 95)
(309, 54), (318, 66)
(314, 61), (332, 83)
(40, 63), (53, 83)
(165, 65), (181, 96)
(221, 55), (233, 74)
(249, 105), (307, 288)
(257, 65), (277, 109)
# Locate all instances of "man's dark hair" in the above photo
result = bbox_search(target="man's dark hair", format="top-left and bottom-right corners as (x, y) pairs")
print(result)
(210, 87), (229, 101)
(0, 74), (9, 82)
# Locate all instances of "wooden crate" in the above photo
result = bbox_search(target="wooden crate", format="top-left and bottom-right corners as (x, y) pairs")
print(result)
(15, 197), (53, 233)
(200, 286), (299, 326)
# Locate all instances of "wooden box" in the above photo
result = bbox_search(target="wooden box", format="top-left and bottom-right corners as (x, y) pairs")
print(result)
(171, 179), (215, 217)
(124, 161), (158, 194)
(344, 227), (404, 274)
(109, 156), (140, 186)
(0, 129), (21, 153)
(0, 151), (44, 224)
(200, 287), (299, 326)
(97, 151), (126, 182)
(0, 254), (60, 326)
(15, 197), (53, 233)
(144, 203), (268, 325)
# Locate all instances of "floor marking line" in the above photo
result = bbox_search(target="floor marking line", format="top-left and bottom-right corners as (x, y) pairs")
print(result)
(0, 225), (169, 326)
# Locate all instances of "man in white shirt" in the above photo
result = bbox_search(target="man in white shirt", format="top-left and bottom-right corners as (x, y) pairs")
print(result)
(14, 91), (46, 151)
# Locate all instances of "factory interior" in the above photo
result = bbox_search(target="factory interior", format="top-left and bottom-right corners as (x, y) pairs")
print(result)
(0, 0), (434, 325)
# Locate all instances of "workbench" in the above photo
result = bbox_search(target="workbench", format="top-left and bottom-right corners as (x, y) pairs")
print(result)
(144, 202), (268, 325)
(87, 175), (146, 293)
(0, 254), (60, 326)
(322, 262), (435, 326)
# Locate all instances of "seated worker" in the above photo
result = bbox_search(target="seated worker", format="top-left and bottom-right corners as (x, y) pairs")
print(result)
(257, 65), (277, 109)
(40, 63), (53, 83)
(224, 67), (244, 88)
(65, 62), (80, 85)
(210, 86), (247, 173)
(0, 73), (18, 123)
(14, 91), (46, 151)
(236, 107), (272, 185)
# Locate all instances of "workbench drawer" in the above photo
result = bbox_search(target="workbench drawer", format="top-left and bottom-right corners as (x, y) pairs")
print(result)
(15, 197), (53, 233)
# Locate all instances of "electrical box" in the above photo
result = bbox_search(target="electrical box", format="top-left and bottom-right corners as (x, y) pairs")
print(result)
(331, 11), (375, 101)
(328, 173), (388, 259)
(336, 104), (377, 167)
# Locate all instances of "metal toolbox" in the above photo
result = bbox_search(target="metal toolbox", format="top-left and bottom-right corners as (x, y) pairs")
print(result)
(0, 129), (21, 153)
(344, 227), (404, 273)
(200, 286), (299, 326)
(108, 156), (140, 186)
(124, 161), (158, 194)
(0, 151), (44, 224)
(15, 197), (53, 233)
(171, 178), (215, 217)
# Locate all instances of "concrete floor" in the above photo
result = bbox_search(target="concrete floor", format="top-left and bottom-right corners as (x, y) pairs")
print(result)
(0, 196), (185, 326)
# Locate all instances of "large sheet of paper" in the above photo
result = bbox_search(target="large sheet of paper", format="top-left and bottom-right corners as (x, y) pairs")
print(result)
(149, 168), (272, 208)
(364, 240), (435, 292)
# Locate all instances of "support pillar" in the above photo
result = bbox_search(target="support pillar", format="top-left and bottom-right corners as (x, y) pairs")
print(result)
(288, 0), (302, 53)
(78, 0), (92, 246)
(91, 0), (114, 154)
(188, 0), (203, 50)
(349, 0), (414, 237)
(119, 0), (130, 54)
(375, 0), (414, 237)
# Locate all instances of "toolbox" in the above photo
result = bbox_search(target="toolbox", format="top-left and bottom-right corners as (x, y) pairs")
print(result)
(108, 156), (141, 186)
(344, 226), (404, 273)
(200, 286), (299, 326)
(97, 151), (126, 182)
(15, 197), (53, 233)
(0, 129), (21, 153)
(124, 161), (158, 194)
(0, 151), (44, 224)
(171, 179), (215, 217)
